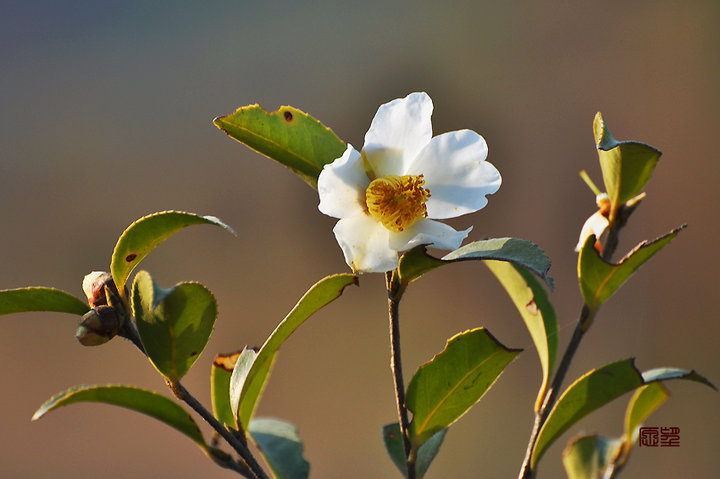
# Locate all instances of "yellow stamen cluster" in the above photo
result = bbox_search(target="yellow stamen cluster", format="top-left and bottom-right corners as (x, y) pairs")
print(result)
(365, 175), (431, 232)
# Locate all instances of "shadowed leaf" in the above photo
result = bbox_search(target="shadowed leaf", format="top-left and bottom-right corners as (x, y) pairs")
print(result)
(383, 423), (447, 478)
(132, 271), (217, 383)
(399, 238), (553, 288)
(249, 418), (310, 479)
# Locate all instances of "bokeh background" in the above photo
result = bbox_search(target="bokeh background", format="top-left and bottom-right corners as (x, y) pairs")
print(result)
(1, 1), (718, 478)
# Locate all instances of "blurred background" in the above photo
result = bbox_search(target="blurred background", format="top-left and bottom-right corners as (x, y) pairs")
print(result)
(1, 1), (718, 477)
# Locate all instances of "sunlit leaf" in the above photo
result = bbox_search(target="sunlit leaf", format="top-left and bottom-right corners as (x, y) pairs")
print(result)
(233, 274), (357, 430)
(33, 384), (206, 448)
(111, 211), (235, 293)
(214, 104), (346, 189)
(211, 351), (243, 429)
(578, 226), (684, 311)
(132, 271), (217, 383)
(624, 382), (669, 445)
(593, 112), (661, 218)
(383, 423), (447, 478)
(485, 261), (557, 412)
(0, 287), (89, 316)
(406, 328), (521, 447)
(249, 418), (309, 479)
(562, 434), (623, 479)
(532, 359), (716, 467)
(398, 238), (553, 288)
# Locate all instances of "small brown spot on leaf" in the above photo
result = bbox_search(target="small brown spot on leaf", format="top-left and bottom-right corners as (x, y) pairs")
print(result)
(125, 253), (137, 262)
(283, 110), (293, 122)
(526, 299), (539, 315)
(189, 351), (198, 357)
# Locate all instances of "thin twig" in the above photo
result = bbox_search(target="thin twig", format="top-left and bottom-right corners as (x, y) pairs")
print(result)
(171, 382), (269, 479)
(386, 271), (416, 479)
(518, 218), (623, 479)
(120, 320), (268, 479)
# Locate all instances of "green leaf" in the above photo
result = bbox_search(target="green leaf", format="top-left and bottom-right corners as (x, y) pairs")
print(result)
(211, 351), (243, 429)
(533, 359), (644, 467)
(383, 423), (447, 479)
(214, 104), (347, 189)
(111, 211), (236, 293)
(406, 328), (521, 447)
(484, 261), (558, 412)
(233, 274), (357, 430)
(532, 359), (716, 467)
(33, 384), (206, 448)
(398, 238), (553, 288)
(623, 382), (669, 445)
(593, 112), (661, 217)
(562, 434), (623, 479)
(132, 271), (217, 383)
(0, 287), (89, 316)
(249, 418), (310, 479)
(578, 226), (684, 311)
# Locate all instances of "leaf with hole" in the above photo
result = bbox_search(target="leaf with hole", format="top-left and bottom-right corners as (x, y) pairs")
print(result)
(578, 226), (684, 311)
(406, 328), (521, 447)
(232, 274), (357, 430)
(0, 287), (89, 316)
(249, 418), (310, 479)
(111, 210), (235, 293)
(132, 271), (217, 383)
(214, 104), (346, 189)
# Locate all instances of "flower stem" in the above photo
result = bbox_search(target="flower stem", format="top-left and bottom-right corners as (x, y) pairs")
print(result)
(386, 271), (416, 479)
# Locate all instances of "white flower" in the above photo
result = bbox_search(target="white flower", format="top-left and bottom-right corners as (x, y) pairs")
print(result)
(318, 92), (501, 273)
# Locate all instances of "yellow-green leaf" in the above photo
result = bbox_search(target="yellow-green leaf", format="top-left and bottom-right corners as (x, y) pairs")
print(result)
(111, 210), (235, 293)
(578, 226), (684, 311)
(214, 104), (346, 189)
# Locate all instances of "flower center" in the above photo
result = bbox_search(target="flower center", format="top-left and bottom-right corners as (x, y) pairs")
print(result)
(365, 175), (431, 232)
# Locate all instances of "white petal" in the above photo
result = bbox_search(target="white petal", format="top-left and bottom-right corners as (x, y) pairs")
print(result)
(318, 145), (369, 219)
(362, 92), (433, 177)
(407, 130), (501, 219)
(333, 214), (398, 273)
(575, 211), (609, 252)
(388, 219), (471, 252)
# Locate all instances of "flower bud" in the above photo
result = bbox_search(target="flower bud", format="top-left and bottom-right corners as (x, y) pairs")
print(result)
(76, 306), (122, 346)
(82, 271), (117, 308)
